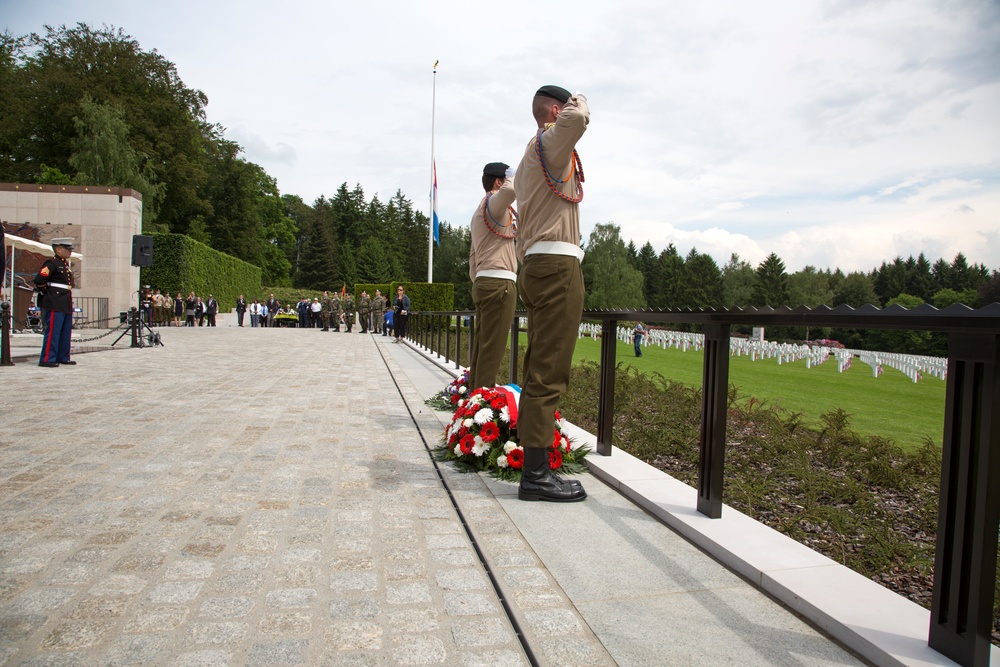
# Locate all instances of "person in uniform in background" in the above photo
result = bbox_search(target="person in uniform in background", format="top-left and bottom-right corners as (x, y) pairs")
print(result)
(151, 289), (164, 326)
(330, 291), (342, 332)
(513, 84), (590, 503)
(321, 291), (332, 331)
(342, 292), (356, 333)
(236, 294), (247, 327)
(358, 290), (372, 333)
(372, 290), (385, 335)
(469, 161), (518, 390)
(34, 237), (76, 367)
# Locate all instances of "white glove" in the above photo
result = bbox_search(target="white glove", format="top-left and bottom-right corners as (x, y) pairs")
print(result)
(505, 166), (516, 180)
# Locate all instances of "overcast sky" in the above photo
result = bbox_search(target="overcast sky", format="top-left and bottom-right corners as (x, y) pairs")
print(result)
(6, 0), (999, 274)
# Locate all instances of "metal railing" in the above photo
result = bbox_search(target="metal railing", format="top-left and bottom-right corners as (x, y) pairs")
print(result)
(73, 296), (109, 329)
(410, 303), (1000, 667)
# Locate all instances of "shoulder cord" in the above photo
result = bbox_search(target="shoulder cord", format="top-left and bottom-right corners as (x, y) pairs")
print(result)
(482, 195), (517, 239)
(535, 128), (584, 203)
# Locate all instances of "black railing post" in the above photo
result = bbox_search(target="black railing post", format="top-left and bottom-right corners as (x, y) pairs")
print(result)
(1, 301), (14, 366)
(455, 314), (462, 369)
(508, 313), (519, 386)
(436, 314), (443, 358)
(467, 314), (475, 371)
(445, 315), (452, 365)
(929, 333), (1000, 667)
(596, 319), (618, 456)
(697, 323), (731, 518)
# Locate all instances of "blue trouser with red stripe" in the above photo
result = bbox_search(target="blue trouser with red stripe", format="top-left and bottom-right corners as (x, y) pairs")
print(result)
(39, 310), (72, 364)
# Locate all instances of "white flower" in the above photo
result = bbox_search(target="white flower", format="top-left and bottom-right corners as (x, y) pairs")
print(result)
(499, 406), (510, 423)
(473, 407), (494, 425)
(468, 394), (482, 406)
(463, 418), (474, 429)
(457, 398), (466, 409)
(496, 455), (509, 468)
(503, 440), (518, 454)
(458, 386), (467, 395)
(472, 436), (489, 457)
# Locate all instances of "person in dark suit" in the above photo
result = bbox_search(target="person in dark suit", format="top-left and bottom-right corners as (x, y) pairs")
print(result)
(205, 295), (218, 327)
(236, 295), (247, 327)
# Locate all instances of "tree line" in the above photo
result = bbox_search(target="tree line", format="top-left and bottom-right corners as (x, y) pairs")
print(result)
(4, 24), (997, 356)
(581, 222), (999, 355)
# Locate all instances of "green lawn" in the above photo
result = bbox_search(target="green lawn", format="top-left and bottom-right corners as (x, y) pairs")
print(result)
(566, 336), (946, 451)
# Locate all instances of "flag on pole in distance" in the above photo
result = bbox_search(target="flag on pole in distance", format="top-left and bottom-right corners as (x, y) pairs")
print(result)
(432, 161), (440, 247)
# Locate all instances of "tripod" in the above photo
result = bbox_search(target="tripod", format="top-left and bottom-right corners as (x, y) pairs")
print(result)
(112, 294), (164, 348)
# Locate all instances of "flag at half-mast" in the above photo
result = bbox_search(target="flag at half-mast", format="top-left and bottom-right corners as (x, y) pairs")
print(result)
(432, 160), (440, 247)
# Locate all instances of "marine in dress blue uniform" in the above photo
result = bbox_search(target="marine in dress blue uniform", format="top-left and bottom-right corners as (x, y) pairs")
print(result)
(33, 238), (76, 367)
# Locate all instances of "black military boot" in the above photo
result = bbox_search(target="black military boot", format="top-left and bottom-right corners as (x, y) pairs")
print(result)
(518, 447), (586, 502)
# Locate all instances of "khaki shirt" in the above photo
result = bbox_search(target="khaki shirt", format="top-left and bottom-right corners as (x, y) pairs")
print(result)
(468, 179), (517, 283)
(514, 95), (589, 264)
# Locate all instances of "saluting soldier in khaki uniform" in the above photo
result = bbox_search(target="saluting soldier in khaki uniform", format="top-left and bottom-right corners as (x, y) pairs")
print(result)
(514, 84), (589, 503)
(469, 161), (518, 391)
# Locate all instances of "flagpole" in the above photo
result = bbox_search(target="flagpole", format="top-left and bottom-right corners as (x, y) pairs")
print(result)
(428, 60), (438, 283)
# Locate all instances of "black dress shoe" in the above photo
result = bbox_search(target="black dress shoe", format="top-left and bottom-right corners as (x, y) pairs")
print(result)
(60, 360), (77, 365)
(39, 362), (59, 368)
(518, 447), (587, 502)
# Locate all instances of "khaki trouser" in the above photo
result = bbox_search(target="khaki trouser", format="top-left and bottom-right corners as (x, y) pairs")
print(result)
(517, 254), (584, 450)
(470, 277), (517, 390)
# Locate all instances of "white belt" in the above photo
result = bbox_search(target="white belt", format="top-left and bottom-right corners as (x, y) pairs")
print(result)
(476, 270), (517, 282)
(524, 241), (585, 262)
(47, 282), (70, 289)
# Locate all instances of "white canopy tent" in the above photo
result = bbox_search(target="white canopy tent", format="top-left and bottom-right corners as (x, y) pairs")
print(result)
(3, 233), (84, 293)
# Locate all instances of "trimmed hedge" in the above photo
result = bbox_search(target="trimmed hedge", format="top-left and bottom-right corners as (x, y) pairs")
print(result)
(389, 282), (454, 312)
(258, 287), (324, 309)
(141, 233), (262, 310)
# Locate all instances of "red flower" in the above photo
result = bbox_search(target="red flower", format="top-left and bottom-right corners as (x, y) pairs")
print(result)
(552, 430), (562, 449)
(480, 422), (500, 443)
(554, 409), (562, 421)
(562, 434), (572, 452)
(450, 394), (459, 405)
(490, 397), (506, 410)
(456, 426), (469, 439)
(459, 434), (475, 455)
(448, 431), (458, 446)
(549, 449), (563, 469)
(506, 448), (524, 469)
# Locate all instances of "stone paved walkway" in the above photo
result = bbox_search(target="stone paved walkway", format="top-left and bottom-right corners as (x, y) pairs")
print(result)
(0, 326), (864, 666)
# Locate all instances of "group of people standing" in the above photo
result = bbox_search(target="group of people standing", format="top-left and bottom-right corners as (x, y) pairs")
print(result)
(239, 288), (411, 341)
(143, 288), (220, 327)
(467, 84), (590, 503)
